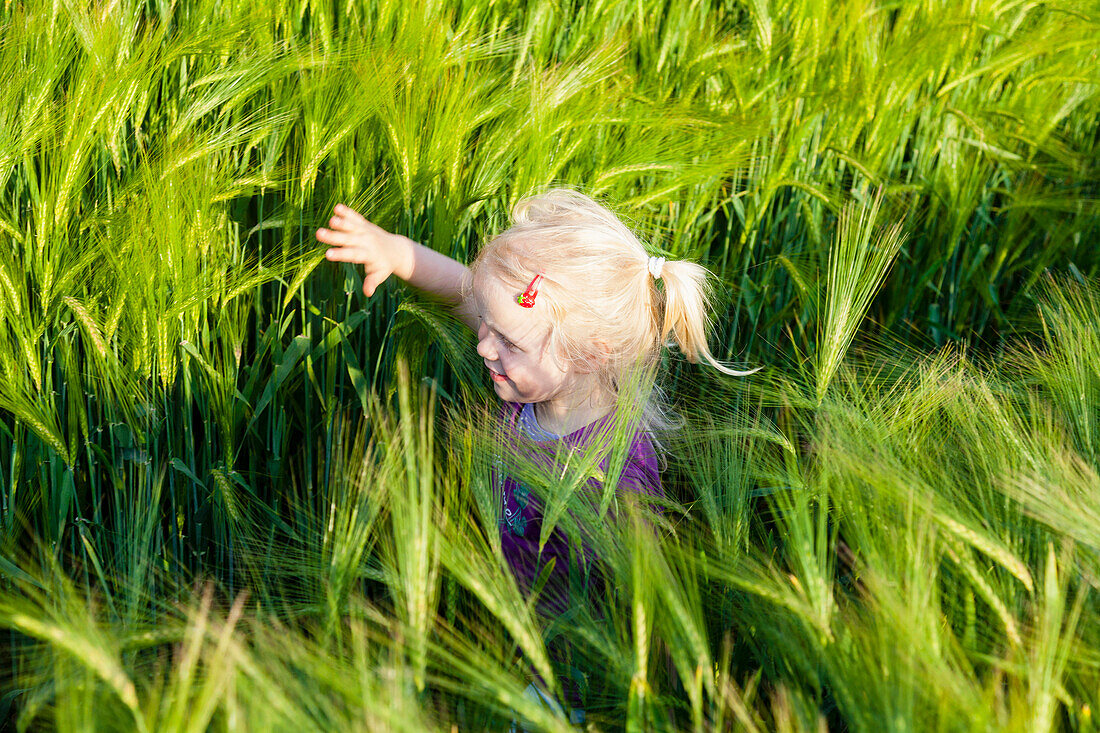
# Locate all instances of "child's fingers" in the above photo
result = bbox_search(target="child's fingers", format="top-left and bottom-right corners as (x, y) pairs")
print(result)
(362, 271), (388, 297)
(315, 228), (365, 248)
(324, 246), (369, 263)
(327, 215), (366, 234)
(334, 204), (370, 226)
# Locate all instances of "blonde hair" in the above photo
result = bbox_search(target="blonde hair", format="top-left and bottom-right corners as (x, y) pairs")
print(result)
(470, 189), (754, 422)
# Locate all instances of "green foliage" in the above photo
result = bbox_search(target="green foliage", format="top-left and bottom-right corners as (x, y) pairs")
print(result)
(0, 0), (1098, 729)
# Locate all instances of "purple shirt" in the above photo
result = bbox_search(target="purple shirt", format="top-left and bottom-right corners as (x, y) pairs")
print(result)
(495, 402), (662, 614)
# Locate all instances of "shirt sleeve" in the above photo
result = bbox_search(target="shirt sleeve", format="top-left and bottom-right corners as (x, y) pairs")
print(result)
(617, 450), (663, 500)
(605, 429), (663, 511)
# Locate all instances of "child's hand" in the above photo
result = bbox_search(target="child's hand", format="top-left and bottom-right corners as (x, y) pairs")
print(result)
(317, 204), (413, 297)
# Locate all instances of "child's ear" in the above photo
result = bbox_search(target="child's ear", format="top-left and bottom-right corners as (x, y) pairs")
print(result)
(572, 341), (612, 374)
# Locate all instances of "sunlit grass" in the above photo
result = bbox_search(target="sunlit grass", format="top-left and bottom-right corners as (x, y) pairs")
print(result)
(0, 0), (1097, 729)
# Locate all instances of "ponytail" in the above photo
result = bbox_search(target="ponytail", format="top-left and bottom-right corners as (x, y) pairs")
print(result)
(656, 260), (759, 376)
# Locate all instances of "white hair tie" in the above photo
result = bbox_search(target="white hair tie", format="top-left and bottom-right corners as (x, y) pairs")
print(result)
(647, 256), (666, 280)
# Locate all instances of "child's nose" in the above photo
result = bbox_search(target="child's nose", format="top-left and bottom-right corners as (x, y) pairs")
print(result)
(476, 334), (496, 361)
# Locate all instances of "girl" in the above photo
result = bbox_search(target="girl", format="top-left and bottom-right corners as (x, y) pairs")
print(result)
(317, 189), (750, 720)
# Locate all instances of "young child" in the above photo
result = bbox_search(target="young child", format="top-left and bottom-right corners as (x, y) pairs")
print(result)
(317, 189), (750, 720)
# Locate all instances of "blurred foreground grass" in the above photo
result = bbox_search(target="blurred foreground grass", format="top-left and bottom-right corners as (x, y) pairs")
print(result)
(0, 0), (1098, 729)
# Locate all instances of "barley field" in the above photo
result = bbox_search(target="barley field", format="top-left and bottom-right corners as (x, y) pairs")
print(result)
(1, 0), (1098, 730)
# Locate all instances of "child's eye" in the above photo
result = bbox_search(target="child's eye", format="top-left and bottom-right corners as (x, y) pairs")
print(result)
(502, 338), (520, 352)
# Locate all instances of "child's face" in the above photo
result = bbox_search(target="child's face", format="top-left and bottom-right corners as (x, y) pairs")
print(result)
(473, 274), (576, 407)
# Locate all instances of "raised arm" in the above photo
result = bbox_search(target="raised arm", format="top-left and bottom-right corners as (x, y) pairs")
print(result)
(317, 204), (478, 330)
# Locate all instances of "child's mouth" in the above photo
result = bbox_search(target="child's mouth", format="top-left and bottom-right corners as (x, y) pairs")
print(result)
(488, 366), (508, 383)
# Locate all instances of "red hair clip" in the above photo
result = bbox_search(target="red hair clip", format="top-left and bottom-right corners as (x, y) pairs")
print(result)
(516, 274), (543, 308)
